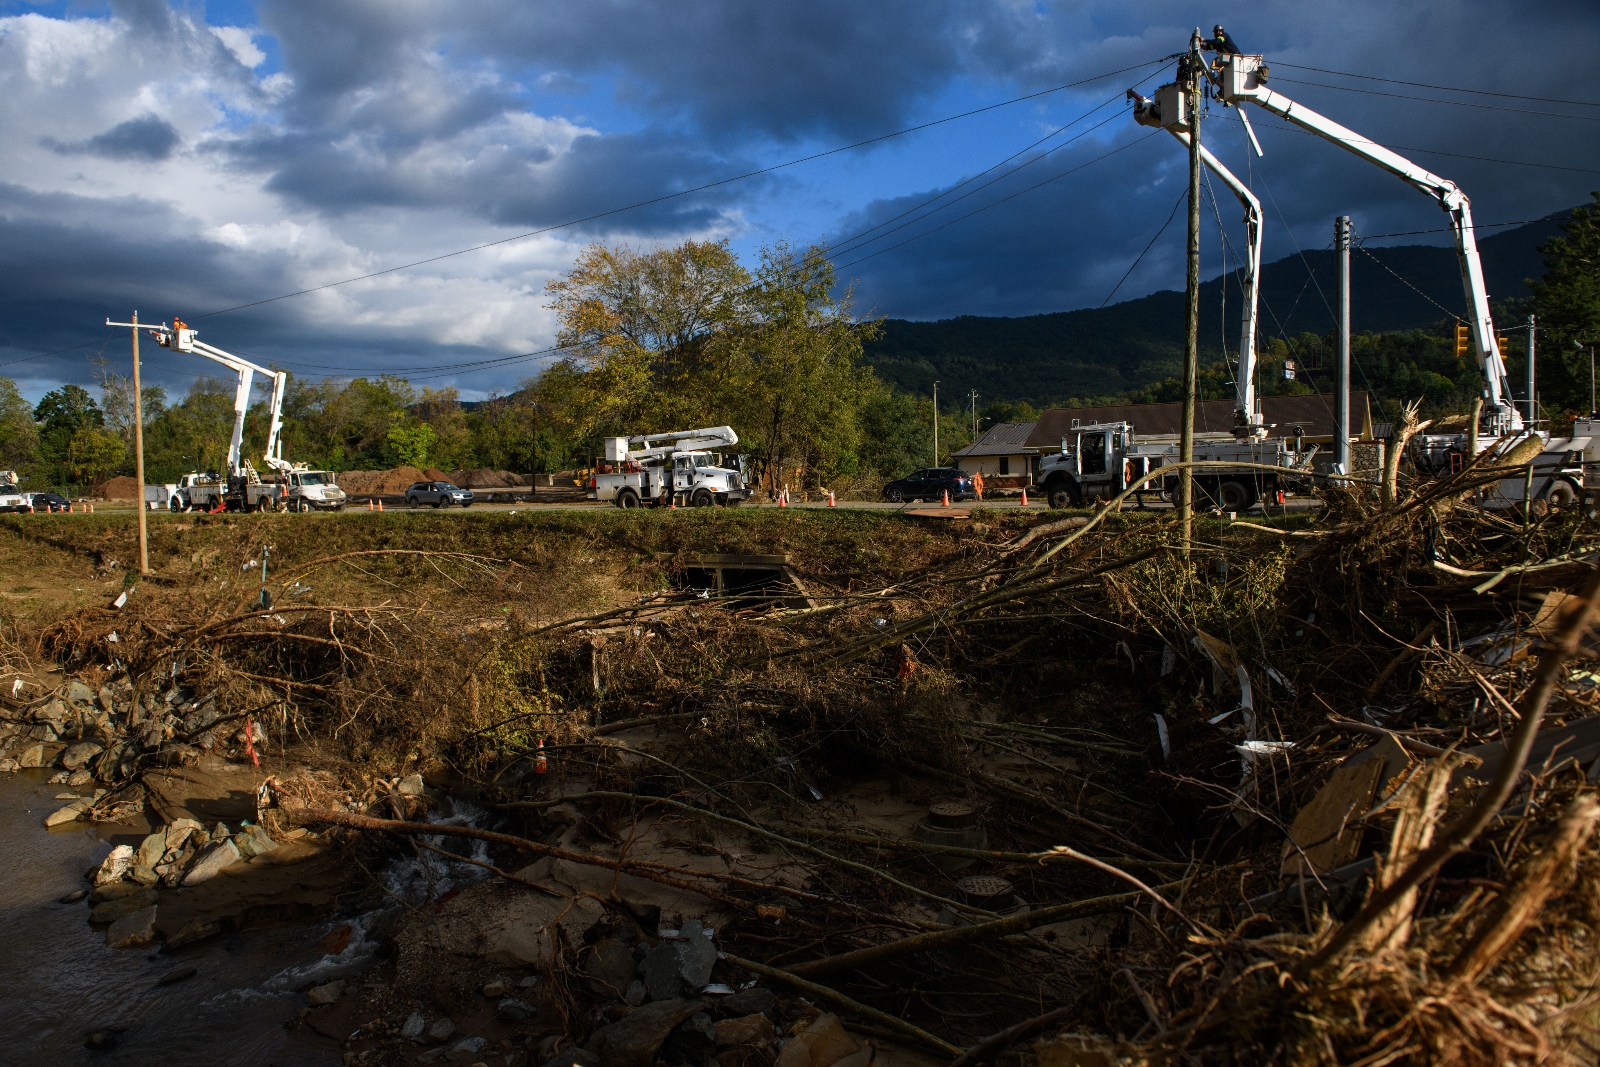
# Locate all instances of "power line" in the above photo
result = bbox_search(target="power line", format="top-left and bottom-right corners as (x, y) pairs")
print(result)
(1271, 62), (1600, 109)
(1272, 76), (1600, 123)
(834, 132), (1159, 270)
(1353, 239), (1462, 322)
(191, 57), (1170, 321)
(1100, 189), (1186, 307)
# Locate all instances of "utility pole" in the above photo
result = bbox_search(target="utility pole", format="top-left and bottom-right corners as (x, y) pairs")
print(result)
(1335, 216), (1352, 475)
(1178, 30), (1203, 552)
(131, 312), (149, 574)
(970, 390), (979, 439)
(932, 380), (940, 467)
(1525, 315), (1536, 425)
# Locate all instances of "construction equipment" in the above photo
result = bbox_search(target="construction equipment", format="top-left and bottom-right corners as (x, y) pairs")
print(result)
(588, 426), (752, 508)
(0, 470), (26, 513)
(113, 319), (346, 512)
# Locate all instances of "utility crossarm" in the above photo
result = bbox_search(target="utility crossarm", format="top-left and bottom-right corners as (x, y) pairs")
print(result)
(1206, 52), (1521, 435)
(604, 425), (739, 464)
(109, 318), (290, 475)
(1130, 87), (1265, 439)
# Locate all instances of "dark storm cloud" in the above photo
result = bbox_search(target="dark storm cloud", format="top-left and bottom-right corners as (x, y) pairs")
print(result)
(44, 115), (182, 161)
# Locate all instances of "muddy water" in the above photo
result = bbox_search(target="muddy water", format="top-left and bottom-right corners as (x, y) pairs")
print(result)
(0, 770), (339, 1066)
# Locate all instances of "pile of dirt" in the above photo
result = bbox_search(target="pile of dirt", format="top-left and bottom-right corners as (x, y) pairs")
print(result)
(331, 467), (427, 495)
(447, 467), (530, 489)
(91, 475), (141, 500)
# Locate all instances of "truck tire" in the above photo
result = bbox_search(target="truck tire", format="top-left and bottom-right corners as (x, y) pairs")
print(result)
(616, 488), (641, 509)
(691, 489), (714, 507)
(1046, 484), (1076, 510)
(169, 497), (181, 512)
(1546, 479), (1580, 510)
(1217, 480), (1253, 512)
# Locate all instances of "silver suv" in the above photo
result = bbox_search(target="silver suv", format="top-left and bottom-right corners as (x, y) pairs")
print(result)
(405, 481), (475, 508)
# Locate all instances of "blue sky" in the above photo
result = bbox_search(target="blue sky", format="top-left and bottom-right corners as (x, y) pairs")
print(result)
(0, 0), (1596, 404)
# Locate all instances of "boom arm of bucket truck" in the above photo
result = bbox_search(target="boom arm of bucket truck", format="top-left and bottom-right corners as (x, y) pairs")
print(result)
(112, 318), (291, 476)
(1207, 52), (1520, 435)
(603, 426), (739, 464)
(1130, 87), (1265, 439)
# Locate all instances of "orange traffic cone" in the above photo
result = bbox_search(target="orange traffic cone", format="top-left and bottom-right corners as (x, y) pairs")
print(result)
(778, 491), (787, 508)
(367, 499), (373, 511)
(535, 739), (549, 774)
(1020, 488), (1029, 506)
(941, 489), (950, 507)
(827, 490), (836, 507)
(377, 498), (384, 511)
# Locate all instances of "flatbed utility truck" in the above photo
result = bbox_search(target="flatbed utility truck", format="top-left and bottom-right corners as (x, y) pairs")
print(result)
(588, 426), (752, 508)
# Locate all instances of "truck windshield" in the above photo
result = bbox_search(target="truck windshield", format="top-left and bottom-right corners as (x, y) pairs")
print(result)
(689, 454), (719, 469)
(296, 472), (330, 486)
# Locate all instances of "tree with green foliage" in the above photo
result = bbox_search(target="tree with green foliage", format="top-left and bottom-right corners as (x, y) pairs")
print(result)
(0, 377), (38, 472)
(1532, 191), (1600, 415)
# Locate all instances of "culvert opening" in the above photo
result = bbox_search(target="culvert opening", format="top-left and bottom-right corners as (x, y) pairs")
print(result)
(657, 552), (814, 608)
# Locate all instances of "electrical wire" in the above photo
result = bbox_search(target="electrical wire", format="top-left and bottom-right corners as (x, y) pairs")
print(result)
(1271, 76), (1600, 123)
(1352, 239), (1463, 322)
(833, 132), (1159, 271)
(1099, 189), (1186, 308)
(1270, 62), (1600, 109)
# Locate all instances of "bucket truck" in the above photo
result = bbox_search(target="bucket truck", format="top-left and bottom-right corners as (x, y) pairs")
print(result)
(1198, 39), (1584, 509)
(588, 426), (752, 508)
(110, 318), (346, 512)
(0, 471), (25, 513)
(1033, 86), (1315, 512)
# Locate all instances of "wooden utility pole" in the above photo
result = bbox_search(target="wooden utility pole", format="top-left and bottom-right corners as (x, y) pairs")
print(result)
(932, 380), (941, 466)
(1179, 32), (1203, 551)
(1335, 216), (1352, 474)
(131, 312), (149, 574)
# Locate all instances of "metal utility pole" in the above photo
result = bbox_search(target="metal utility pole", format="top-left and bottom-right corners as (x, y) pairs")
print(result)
(131, 312), (149, 574)
(932, 380), (940, 466)
(1335, 216), (1352, 475)
(1525, 315), (1536, 425)
(970, 390), (979, 439)
(1178, 31), (1203, 551)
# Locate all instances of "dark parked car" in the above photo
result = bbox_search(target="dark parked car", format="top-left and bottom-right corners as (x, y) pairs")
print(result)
(882, 468), (976, 504)
(25, 492), (69, 512)
(404, 481), (475, 508)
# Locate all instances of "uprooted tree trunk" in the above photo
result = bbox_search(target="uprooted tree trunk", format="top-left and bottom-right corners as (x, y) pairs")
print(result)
(1381, 401), (1431, 507)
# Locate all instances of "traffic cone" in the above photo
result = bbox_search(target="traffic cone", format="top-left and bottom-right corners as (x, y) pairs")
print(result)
(1020, 488), (1028, 506)
(942, 489), (950, 507)
(535, 739), (548, 775)
(367, 499), (373, 511)
(827, 490), (836, 507)
(377, 498), (383, 511)
(778, 491), (787, 508)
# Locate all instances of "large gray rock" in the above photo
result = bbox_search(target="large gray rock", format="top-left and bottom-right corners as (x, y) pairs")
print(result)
(106, 904), (157, 948)
(586, 998), (705, 1067)
(640, 920), (717, 1000)
(181, 839), (241, 886)
(234, 824), (277, 859)
(60, 741), (104, 770)
(93, 844), (133, 885)
(90, 888), (158, 923)
(400, 1013), (426, 1041)
(18, 742), (65, 768)
(585, 937), (638, 997)
(426, 1018), (456, 1043)
(136, 830), (166, 868)
(44, 799), (91, 827)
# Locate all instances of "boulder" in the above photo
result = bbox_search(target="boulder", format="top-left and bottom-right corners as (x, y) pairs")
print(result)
(19, 742), (65, 768)
(400, 1013), (426, 1041)
(106, 904), (158, 948)
(45, 799), (92, 827)
(585, 998), (705, 1067)
(452, 1037), (487, 1056)
(482, 980), (507, 998)
(641, 919), (717, 1000)
(136, 830), (167, 868)
(181, 838), (242, 886)
(93, 845), (134, 885)
(773, 1014), (860, 1067)
(90, 888), (159, 923)
(662, 1013), (718, 1064)
(89, 880), (147, 904)
(60, 741), (104, 771)
(68, 680), (95, 705)
(715, 1014), (776, 1048)
(497, 998), (533, 1021)
(129, 865), (159, 886)
(306, 980), (345, 1006)
(427, 1018), (456, 1043)
(234, 824), (278, 859)
(584, 937), (638, 997)
(66, 769), (94, 787)
(716, 988), (777, 1018)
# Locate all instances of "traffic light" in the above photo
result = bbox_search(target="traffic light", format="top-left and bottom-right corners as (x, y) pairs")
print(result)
(1454, 322), (1472, 360)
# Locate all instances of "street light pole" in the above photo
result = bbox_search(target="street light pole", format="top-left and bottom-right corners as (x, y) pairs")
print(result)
(131, 312), (149, 574)
(932, 380), (940, 466)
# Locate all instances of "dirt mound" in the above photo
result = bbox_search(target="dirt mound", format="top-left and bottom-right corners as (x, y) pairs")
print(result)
(422, 468), (450, 484)
(333, 467), (427, 495)
(447, 468), (529, 489)
(91, 475), (141, 500)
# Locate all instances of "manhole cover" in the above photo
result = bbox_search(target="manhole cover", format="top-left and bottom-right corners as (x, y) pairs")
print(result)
(957, 876), (1015, 905)
(926, 801), (978, 829)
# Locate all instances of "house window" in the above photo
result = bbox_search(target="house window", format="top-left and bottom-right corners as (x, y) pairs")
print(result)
(998, 456), (1010, 475)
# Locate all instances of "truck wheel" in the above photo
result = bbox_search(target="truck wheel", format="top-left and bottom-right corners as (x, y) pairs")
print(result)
(1047, 485), (1075, 509)
(617, 488), (641, 509)
(691, 489), (714, 507)
(169, 497), (181, 512)
(1546, 479), (1580, 510)
(1217, 481), (1252, 512)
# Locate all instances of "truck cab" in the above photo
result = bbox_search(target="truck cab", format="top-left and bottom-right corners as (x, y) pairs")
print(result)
(283, 467), (347, 512)
(1036, 422), (1146, 508)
